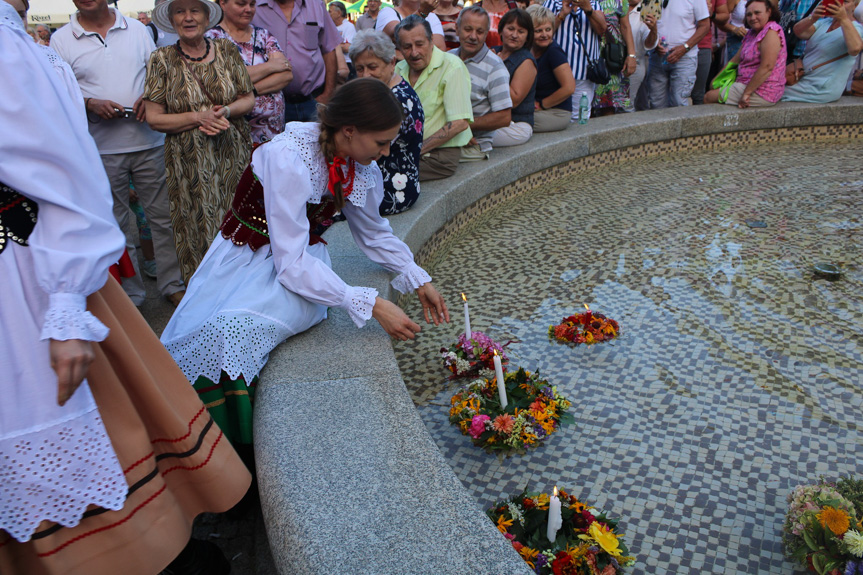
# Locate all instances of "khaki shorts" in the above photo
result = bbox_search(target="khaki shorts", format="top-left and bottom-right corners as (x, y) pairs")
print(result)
(722, 82), (776, 107)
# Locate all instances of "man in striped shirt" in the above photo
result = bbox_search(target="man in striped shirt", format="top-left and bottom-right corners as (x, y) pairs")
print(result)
(543, 0), (607, 119)
(450, 5), (513, 157)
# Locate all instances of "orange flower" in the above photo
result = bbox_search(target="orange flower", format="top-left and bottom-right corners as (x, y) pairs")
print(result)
(818, 506), (851, 535)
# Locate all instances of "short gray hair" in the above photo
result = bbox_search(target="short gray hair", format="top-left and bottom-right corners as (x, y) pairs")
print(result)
(349, 29), (396, 62)
(456, 4), (490, 29)
(394, 13), (433, 43)
(526, 3), (554, 28)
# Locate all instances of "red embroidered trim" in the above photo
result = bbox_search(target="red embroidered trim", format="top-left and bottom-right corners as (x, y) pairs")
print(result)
(161, 430), (224, 475)
(123, 451), (155, 475)
(151, 406), (206, 444)
(37, 485), (168, 558)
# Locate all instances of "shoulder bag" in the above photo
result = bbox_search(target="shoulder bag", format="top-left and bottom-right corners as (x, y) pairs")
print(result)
(572, 14), (610, 85)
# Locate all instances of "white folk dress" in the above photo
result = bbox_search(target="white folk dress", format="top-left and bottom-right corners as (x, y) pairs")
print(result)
(160, 123), (432, 428)
(1, 9), (251, 572)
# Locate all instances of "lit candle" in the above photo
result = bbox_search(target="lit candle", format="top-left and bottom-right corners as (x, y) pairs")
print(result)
(583, 303), (592, 323)
(462, 293), (471, 340)
(493, 350), (507, 409)
(547, 486), (563, 543)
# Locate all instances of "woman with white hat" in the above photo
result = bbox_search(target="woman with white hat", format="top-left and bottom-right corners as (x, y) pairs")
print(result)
(144, 0), (255, 284)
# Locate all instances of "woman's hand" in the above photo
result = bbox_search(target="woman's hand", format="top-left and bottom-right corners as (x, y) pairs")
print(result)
(644, 13), (657, 31)
(50, 339), (94, 406)
(268, 51), (292, 74)
(420, 0), (438, 15)
(372, 297), (421, 340)
(416, 283), (450, 326)
(738, 91), (751, 108)
(826, 0), (846, 21)
(623, 55), (636, 76)
(197, 107), (231, 136)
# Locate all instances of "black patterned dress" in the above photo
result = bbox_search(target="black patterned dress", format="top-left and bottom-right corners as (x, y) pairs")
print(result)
(378, 79), (424, 216)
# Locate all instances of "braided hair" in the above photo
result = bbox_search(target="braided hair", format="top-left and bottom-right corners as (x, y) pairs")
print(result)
(317, 79), (404, 210)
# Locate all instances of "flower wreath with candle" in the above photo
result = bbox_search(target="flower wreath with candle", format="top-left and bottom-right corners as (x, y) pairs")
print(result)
(440, 331), (512, 379)
(549, 306), (620, 346)
(487, 486), (636, 575)
(448, 368), (573, 455)
(782, 477), (863, 575)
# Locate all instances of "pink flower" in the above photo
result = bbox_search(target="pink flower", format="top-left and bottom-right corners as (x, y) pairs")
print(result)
(504, 533), (515, 540)
(414, 119), (423, 134)
(469, 414), (490, 438)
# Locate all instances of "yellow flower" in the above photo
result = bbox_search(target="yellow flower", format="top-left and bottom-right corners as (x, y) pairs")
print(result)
(587, 521), (623, 557)
(496, 515), (513, 534)
(818, 506), (851, 536)
(518, 546), (539, 562)
(536, 493), (550, 509)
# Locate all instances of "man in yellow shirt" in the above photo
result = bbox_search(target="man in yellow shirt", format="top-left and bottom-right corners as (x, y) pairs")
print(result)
(395, 15), (474, 181)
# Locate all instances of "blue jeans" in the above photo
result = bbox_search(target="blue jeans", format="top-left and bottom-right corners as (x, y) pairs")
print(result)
(648, 51), (698, 109)
(284, 98), (319, 123)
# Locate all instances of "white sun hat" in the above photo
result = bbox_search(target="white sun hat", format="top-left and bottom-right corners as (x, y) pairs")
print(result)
(151, 0), (222, 33)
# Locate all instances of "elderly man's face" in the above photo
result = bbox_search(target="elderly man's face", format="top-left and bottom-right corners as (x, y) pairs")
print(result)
(457, 11), (489, 59)
(138, 11), (151, 23)
(397, 25), (433, 73)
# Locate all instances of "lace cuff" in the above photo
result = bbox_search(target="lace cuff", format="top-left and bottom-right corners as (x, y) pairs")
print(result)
(40, 292), (110, 342)
(342, 286), (378, 328)
(390, 263), (432, 294)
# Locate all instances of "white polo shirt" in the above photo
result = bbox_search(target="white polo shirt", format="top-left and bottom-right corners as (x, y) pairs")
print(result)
(51, 9), (164, 155)
(656, 0), (709, 49)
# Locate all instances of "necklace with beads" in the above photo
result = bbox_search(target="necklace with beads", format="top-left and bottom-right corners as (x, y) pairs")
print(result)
(176, 37), (211, 62)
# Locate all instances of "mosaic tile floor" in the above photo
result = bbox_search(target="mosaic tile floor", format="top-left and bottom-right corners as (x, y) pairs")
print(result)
(394, 138), (863, 574)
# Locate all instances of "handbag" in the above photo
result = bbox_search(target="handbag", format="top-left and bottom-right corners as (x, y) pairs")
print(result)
(602, 36), (627, 75)
(572, 19), (611, 85)
(711, 61), (738, 103)
(785, 52), (849, 86)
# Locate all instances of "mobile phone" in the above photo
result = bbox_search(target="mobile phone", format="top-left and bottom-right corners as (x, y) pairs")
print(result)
(819, 0), (841, 12)
(641, 0), (662, 22)
(123, 107), (135, 117)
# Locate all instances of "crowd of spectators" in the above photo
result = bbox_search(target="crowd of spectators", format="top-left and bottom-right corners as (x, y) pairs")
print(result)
(23, 0), (863, 302)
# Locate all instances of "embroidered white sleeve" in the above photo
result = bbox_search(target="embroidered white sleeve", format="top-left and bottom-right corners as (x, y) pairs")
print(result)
(40, 292), (110, 342)
(390, 263), (432, 294)
(343, 286), (378, 327)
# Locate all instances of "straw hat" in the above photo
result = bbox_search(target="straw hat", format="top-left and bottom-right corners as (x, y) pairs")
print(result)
(151, 0), (222, 33)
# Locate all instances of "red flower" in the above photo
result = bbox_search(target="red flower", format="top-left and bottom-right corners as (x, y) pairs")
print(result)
(552, 551), (579, 575)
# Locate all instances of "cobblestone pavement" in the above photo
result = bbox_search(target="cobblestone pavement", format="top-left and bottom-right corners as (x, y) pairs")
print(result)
(394, 139), (863, 574)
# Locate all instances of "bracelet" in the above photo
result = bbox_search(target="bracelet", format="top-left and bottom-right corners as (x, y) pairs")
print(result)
(539, 99), (547, 110)
(252, 87), (259, 97)
(419, 11), (428, 17)
(85, 97), (92, 109)
(223, 105), (231, 119)
(627, 53), (636, 58)
(585, 9), (594, 15)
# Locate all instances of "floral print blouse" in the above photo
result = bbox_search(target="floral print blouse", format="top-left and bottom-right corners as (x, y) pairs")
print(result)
(378, 78), (424, 216)
(207, 25), (286, 143)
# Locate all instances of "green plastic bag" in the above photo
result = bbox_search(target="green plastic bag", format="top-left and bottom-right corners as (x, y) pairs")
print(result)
(711, 62), (738, 103)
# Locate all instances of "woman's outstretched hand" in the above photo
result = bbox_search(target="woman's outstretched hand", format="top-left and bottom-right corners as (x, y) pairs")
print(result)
(416, 283), (450, 326)
(50, 339), (94, 406)
(373, 297), (421, 340)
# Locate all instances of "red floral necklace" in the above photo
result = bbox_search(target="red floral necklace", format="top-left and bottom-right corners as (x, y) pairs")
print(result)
(327, 156), (356, 199)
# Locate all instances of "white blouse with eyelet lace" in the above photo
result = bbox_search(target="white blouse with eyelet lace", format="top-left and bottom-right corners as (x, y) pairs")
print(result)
(1, 4), (129, 542)
(256, 124), (431, 325)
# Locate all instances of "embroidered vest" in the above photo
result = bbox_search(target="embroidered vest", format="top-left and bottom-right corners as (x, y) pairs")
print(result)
(219, 163), (339, 250)
(0, 182), (38, 255)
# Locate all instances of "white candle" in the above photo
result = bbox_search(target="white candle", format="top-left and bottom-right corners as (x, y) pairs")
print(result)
(547, 486), (563, 543)
(493, 350), (507, 409)
(462, 293), (471, 340)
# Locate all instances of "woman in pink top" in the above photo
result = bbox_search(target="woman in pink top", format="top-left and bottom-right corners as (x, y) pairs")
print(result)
(705, 0), (786, 107)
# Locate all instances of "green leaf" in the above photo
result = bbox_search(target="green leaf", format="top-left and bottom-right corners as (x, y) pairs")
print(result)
(804, 530), (820, 551)
(812, 552), (826, 575)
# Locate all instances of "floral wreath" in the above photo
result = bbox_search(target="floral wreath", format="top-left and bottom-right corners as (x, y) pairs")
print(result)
(449, 368), (573, 456)
(782, 477), (863, 575)
(488, 487), (635, 575)
(440, 331), (511, 379)
(549, 308), (619, 346)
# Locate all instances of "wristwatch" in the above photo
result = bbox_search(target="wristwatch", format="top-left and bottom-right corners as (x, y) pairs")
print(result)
(683, 42), (690, 50)
(627, 53), (636, 58)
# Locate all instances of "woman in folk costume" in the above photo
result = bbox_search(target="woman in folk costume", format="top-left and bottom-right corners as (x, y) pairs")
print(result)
(160, 78), (449, 449)
(0, 3), (250, 573)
